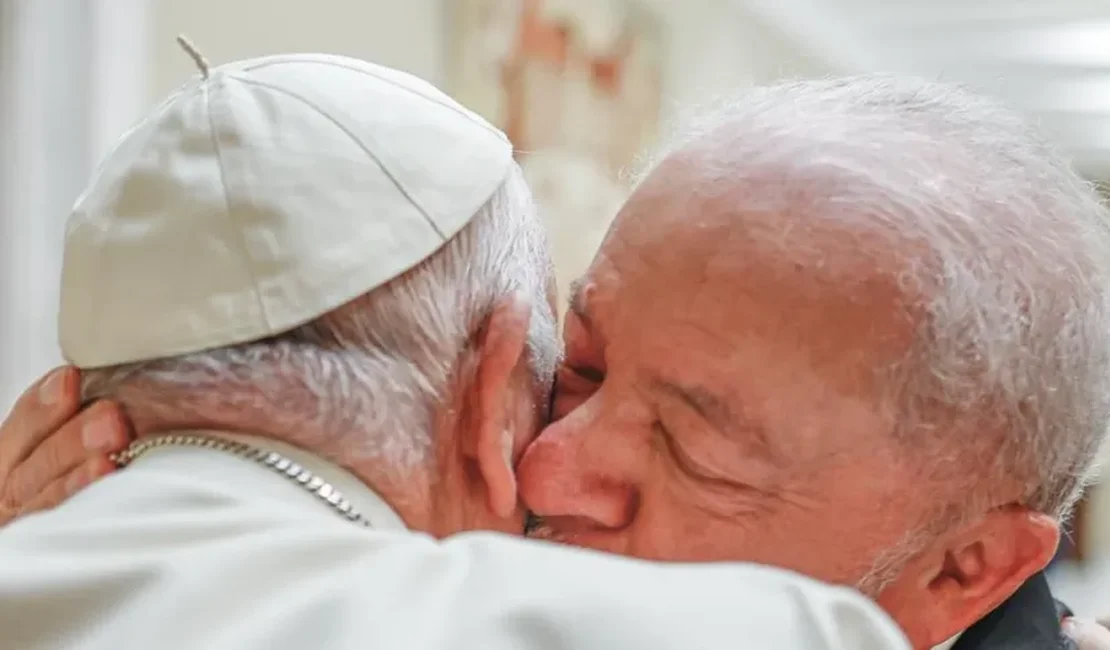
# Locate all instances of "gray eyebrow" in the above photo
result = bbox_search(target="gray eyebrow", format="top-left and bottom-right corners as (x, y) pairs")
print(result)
(650, 377), (781, 463)
(567, 278), (590, 324)
(652, 378), (733, 430)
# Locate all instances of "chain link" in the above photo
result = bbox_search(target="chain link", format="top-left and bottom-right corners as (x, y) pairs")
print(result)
(111, 434), (370, 527)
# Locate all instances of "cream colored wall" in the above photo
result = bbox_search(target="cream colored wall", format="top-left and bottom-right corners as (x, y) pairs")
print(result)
(0, 0), (150, 411)
(148, 0), (446, 99)
(148, 0), (826, 107)
(1090, 477), (1110, 555)
(145, 0), (828, 289)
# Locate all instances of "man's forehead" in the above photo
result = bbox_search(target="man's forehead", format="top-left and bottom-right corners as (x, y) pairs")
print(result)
(570, 158), (924, 366)
(598, 191), (920, 307)
(570, 242), (914, 399)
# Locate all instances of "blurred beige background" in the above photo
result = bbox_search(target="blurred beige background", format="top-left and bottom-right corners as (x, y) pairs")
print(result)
(0, 0), (825, 409)
(1, 0), (1107, 612)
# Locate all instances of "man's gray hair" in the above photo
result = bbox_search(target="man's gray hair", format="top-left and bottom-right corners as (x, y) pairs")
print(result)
(643, 76), (1110, 532)
(83, 163), (558, 466)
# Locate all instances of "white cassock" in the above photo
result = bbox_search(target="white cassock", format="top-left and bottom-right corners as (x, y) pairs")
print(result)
(0, 431), (912, 650)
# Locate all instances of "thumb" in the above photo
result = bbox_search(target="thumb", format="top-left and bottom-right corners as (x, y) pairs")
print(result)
(1063, 617), (1110, 650)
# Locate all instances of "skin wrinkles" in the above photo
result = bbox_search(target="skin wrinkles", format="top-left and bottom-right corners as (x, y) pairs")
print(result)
(652, 422), (788, 525)
(648, 374), (788, 485)
(569, 289), (819, 519)
(545, 269), (859, 535)
(646, 370), (784, 516)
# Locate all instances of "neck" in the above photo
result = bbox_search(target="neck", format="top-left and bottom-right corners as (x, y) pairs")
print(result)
(340, 455), (434, 531)
(130, 409), (438, 532)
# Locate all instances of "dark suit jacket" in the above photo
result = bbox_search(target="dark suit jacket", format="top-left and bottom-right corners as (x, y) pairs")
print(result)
(952, 571), (1075, 650)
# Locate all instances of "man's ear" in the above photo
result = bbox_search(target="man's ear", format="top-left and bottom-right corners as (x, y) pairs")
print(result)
(886, 507), (1059, 647)
(465, 293), (531, 519)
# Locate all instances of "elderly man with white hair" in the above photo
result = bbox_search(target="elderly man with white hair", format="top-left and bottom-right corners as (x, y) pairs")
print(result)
(516, 78), (1110, 650)
(2, 58), (1110, 650)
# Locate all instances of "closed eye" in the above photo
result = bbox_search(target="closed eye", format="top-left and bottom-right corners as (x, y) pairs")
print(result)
(552, 365), (603, 419)
(654, 421), (710, 481)
(567, 365), (604, 383)
(653, 421), (763, 495)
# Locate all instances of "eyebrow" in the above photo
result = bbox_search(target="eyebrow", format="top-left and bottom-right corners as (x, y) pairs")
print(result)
(652, 378), (734, 431)
(566, 278), (594, 329)
(651, 377), (781, 463)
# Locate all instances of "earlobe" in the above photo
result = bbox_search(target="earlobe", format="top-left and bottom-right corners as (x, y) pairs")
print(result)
(478, 428), (518, 518)
(921, 508), (1059, 640)
(470, 294), (532, 519)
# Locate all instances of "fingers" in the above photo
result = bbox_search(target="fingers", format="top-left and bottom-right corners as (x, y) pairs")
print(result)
(1064, 617), (1110, 650)
(0, 367), (81, 477)
(20, 456), (117, 516)
(0, 368), (131, 527)
(5, 401), (130, 506)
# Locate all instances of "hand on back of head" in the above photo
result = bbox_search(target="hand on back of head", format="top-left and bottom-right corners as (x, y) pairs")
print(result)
(0, 368), (128, 525)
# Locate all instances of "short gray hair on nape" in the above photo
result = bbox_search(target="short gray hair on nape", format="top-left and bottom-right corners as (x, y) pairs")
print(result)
(643, 75), (1110, 529)
(82, 163), (558, 466)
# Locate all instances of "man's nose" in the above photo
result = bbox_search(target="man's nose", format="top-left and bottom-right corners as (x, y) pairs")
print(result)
(516, 414), (639, 530)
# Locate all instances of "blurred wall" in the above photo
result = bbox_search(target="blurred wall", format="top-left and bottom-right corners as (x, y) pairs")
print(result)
(148, 1), (446, 99)
(146, 0), (828, 291)
(0, 0), (828, 411)
(0, 0), (149, 412)
(147, 0), (826, 108)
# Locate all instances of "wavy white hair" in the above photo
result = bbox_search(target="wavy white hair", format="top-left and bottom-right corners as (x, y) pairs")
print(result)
(642, 76), (1110, 591)
(82, 163), (558, 466)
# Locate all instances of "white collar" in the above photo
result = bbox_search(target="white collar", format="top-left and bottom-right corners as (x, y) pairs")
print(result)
(933, 631), (962, 650)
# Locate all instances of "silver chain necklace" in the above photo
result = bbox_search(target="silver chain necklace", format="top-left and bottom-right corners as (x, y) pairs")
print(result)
(110, 433), (371, 527)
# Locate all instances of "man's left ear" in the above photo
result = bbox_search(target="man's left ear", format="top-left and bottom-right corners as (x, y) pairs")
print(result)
(891, 507), (1059, 646)
(465, 294), (532, 519)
